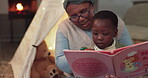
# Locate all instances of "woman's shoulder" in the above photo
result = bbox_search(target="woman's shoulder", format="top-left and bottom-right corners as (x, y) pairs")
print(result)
(60, 19), (73, 26)
(115, 41), (126, 48)
(58, 19), (76, 30)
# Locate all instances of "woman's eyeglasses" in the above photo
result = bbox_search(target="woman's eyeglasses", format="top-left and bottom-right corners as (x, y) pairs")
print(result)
(69, 5), (91, 22)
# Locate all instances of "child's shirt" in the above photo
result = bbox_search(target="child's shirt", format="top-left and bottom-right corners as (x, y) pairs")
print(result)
(94, 40), (116, 51)
(80, 40), (125, 51)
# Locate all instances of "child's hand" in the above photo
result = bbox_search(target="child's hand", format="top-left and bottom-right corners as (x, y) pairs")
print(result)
(80, 47), (94, 51)
(105, 75), (120, 78)
(80, 47), (88, 50)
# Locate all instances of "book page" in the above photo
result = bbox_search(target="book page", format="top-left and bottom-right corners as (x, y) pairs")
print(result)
(113, 41), (148, 77)
(113, 41), (148, 54)
(64, 50), (116, 78)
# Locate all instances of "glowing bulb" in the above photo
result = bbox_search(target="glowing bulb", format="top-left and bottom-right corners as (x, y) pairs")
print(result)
(48, 47), (53, 50)
(42, 7), (45, 10)
(16, 3), (24, 11)
(62, 0), (64, 3)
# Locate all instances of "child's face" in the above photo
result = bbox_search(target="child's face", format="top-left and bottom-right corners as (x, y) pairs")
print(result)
(92, 19), (117, 49)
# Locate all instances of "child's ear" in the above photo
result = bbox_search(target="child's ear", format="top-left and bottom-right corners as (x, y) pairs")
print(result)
(114, 29), (118, 37)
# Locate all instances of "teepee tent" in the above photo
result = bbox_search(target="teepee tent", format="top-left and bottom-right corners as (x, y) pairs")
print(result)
(10, 0), (67, 78)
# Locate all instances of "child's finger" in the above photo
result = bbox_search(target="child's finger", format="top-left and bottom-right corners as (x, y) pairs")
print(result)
(110, 75), (119, 78)
(104, 75), (111, 78)
(110, 75), (115, 78)
(104, 75), (109, 78)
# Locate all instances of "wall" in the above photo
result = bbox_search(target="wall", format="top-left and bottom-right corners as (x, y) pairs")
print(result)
(0, 0), (133, 42)
(0, 0), (41, 14)
(98, 0), (133, 18)
(0, 0), (40, 42)
(0, 0), (8, 14)
(0, 0), (133, 16)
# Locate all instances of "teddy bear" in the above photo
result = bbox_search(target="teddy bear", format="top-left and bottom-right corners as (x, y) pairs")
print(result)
(30, 40), (64, 78)
(44, 64), (65, 78)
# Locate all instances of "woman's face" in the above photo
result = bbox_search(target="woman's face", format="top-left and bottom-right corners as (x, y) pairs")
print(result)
(92, 19), (117, 49)
(66, 2), (94, 30)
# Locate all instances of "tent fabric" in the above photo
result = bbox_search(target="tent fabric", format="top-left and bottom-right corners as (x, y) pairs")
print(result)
(9, 0), (65, 78)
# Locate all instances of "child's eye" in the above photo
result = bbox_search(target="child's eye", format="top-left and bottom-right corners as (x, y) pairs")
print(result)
(93, 32), (98, 35)
(44, 50), (46, 52)
(103, 33), (109, 36)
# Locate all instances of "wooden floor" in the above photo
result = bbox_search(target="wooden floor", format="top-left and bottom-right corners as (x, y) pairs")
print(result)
(0, 61), (14, 78)
(0, 42), (19, 61)
(0, 42), (19, 78)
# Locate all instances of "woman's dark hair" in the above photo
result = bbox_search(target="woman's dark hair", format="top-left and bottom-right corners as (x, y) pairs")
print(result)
(93, 10), (118, 28)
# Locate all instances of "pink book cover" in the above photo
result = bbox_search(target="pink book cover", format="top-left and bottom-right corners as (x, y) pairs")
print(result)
(64, 41), (148, 78)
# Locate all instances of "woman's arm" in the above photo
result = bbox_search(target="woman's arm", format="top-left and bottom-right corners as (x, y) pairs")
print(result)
(55, 30), (72, 73)
(118, 26), (133, 46)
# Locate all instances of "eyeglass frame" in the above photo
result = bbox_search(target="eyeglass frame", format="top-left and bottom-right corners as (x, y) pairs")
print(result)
(69, 4), (91, 22)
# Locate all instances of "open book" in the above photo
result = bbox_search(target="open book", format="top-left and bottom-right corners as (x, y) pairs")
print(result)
(64, 41), (148, 78)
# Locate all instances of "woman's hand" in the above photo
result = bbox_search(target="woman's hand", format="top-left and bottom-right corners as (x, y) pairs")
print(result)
(105, 75), (120, 78)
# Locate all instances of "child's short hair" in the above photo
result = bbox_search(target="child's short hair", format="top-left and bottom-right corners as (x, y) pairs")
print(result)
(93, 10), (118, 28)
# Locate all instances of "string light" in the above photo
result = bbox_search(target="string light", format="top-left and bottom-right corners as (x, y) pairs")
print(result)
(48, 47), (53, 50)
(16, 3), (24, 11)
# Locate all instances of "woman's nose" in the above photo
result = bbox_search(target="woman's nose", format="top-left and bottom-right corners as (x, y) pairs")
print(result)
(79, 15), (85, 21)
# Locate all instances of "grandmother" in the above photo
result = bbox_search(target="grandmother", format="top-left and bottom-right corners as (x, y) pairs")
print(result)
(55, 0), (133, 77)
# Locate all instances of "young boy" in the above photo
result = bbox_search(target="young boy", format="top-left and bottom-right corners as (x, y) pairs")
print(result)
(81, 10), (125, 51)
(80, 10), (125, 78)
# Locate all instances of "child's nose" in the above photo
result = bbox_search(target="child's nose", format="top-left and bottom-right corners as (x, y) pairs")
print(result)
(97, 35), (103, 40)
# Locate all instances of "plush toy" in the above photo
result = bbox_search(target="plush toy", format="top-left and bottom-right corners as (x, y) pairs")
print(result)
(45, 64), (64, 78)
(31, 41), (64, 78)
